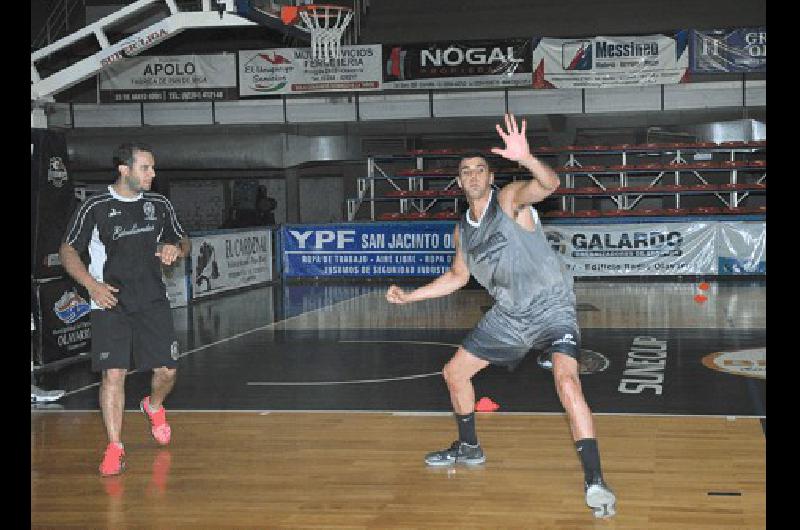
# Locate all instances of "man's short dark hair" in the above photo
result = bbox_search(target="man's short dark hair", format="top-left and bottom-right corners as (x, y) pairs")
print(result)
(113, 142), (154, 169)
(458, 151), (491, 171)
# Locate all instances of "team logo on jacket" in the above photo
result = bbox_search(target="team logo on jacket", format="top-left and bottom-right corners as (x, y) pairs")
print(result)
(53, 290), (91, 324)
(47, 157), (69, 188)
(143, 201), (156, 220)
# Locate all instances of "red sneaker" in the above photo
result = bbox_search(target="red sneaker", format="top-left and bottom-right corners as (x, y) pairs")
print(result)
(140, 396), (171, 445)
(99, 442), (126, 476)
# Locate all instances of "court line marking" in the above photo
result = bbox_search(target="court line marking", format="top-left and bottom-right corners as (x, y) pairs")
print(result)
(247, 371), (443, 386)
(246, 340), (455, 386)
(58, 291), (384, 398)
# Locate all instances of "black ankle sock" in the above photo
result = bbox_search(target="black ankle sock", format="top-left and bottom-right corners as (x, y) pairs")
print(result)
(575, 438), (603, 484)
(455, 412), (478, 445)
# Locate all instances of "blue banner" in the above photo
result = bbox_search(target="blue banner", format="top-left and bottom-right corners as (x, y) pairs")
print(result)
(690, 27), (766, 73)
(282, 222), (456, 278)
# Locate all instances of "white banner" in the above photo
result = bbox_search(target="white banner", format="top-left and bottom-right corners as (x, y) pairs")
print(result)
(99, 54), (237, 103)
(716, 221), (766, 274)
(543, 222), (717, 276)
(531, 32), (689, 89)
(238, 45), (383, 96)
(190, 229), (273, 299)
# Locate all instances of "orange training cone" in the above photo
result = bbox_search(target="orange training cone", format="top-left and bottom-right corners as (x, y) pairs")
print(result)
(475, 397), (500, 412)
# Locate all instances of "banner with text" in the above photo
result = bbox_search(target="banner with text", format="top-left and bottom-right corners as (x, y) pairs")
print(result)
(190, 229), (273, 299)
(690, 27), (766, 73)
(531, 32), (689, 89)
(99, 54), (237, 103)
(543, 221), (717, 275)
(716, 221), (766, 274)
(282, 222), (456, 278)
(382, 39), (532, 90)
(238, 45), (382, 96)
(34, 278), (92, 365)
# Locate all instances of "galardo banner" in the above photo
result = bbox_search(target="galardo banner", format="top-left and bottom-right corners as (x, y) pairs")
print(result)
(531, 32), (690, 89)
(238, 45), (382, 96)
(382, 39), (532, 90)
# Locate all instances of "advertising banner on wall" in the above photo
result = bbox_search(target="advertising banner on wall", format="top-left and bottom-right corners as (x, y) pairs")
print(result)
(716, 221), (766, 274)
(190, 229), (273, 299)
(541, 221), (718, 275)
(238, 45), (382, 96)
(282, 222), (456, 278)
(382, 39), (532, 90)
(690, 27), (766, 73)
(34, 277), (92, 365)
(531, 32), (690, 89)
(99, 54), (238, 103)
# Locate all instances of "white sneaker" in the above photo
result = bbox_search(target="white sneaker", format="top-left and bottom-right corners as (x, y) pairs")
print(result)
(585, 478), (616, 518)
(31, 385), (65, 403)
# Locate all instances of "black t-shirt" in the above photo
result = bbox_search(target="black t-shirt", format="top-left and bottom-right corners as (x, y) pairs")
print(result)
(62, 186), (187, 312)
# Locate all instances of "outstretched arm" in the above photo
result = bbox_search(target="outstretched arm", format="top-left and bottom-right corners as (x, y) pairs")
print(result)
(492, 113), (560, 206)
(386, 227), (470, 304)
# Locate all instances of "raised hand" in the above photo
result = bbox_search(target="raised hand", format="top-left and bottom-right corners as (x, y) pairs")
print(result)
(490, 113), (531, 162)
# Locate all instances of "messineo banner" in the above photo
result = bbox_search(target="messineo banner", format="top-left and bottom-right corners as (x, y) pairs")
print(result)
(690, 27), (766, 73)
(99, 54), (237, 103)
(382, 39), (532, 89)
(531, 32), (690, 89)
(238, 45), (382, 96)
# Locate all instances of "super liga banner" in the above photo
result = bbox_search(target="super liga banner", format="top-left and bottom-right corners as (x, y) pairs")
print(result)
(531, 32), (690, 89)
(238, 45), (382, 96)
(99, 54), (237, 103)
(543, 222), (717, 276)
(382, 39), (532, 90)
(690, 27), (766, 73)
(190, 228), (273, 299)
(282, 222), (456, 278)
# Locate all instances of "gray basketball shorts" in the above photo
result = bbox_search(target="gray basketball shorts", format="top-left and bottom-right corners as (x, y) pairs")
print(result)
(461, 302), (580, 368)
(90, 300), (179, 372)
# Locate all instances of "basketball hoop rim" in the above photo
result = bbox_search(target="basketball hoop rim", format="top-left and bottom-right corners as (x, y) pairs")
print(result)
(281, 4), (353, 25)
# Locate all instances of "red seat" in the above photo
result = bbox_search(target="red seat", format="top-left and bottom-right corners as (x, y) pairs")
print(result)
(378, 212), (403, 220)
(540, 210), (572, 218)
(432, 211), (459, 220)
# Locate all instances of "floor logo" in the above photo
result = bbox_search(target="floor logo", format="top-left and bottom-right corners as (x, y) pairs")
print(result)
(702, 347), (765, 379)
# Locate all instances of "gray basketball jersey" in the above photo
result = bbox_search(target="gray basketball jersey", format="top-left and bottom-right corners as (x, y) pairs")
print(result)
(458, 188), (575, 314)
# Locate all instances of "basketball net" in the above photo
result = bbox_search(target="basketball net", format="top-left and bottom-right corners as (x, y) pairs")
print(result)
(282, 4), (354, 62)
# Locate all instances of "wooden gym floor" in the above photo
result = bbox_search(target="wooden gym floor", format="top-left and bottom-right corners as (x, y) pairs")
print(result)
(31, 279), (766, 528)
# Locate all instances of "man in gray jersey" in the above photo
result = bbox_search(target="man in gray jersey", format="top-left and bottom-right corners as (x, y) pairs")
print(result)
(386, 114), (616, 518)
